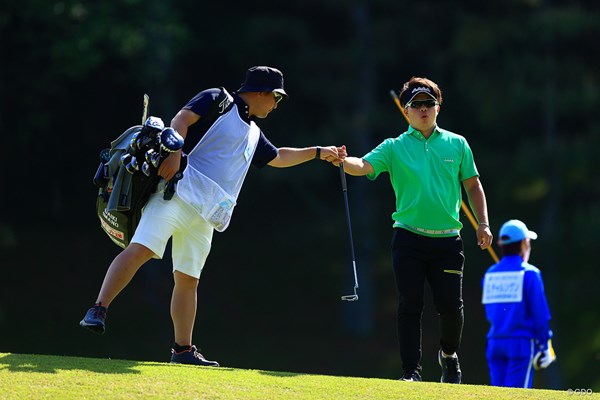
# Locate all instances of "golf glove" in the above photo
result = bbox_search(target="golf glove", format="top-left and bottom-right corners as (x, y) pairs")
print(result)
(533, 340), (556, 370)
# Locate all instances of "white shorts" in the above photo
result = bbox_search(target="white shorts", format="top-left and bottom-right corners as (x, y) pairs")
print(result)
(131, 192), (214, 279)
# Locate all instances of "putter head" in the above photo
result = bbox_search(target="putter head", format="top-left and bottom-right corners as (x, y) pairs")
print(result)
(341, 294), (359, 302)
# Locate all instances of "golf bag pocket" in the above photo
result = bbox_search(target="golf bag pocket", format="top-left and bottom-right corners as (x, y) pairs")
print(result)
(97, 193), (132, 249)
(96, 158), (160, 249)
(176, 166), (236, 232)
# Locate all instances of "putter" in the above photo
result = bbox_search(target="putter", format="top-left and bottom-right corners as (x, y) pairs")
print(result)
(339, 162), (359, 301)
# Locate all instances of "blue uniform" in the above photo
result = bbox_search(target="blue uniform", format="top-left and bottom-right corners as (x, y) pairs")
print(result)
(482, 255), (552, 388)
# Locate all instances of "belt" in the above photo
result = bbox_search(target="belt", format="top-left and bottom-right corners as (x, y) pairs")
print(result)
(397, 223), (459, 236)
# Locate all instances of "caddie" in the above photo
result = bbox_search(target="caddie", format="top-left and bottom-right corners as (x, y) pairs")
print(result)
(482, 219), (556, 388)
(80, 66), (346, 366)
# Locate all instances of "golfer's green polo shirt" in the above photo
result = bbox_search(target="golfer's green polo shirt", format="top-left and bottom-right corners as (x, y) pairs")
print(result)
(363, 125), (478, 237)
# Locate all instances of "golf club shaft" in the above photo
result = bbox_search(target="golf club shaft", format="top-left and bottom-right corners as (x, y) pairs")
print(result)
(142, 93), (149, 124)
(339, 163), (359, 289)
(460, 201), (499, 262)
(388, 90), (499, 263)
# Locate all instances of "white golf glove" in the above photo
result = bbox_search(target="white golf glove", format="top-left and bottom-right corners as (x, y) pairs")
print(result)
(533, 340), (556, 370)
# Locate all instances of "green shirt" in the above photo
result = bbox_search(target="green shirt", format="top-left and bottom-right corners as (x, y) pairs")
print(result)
(363, 125), (479, 237)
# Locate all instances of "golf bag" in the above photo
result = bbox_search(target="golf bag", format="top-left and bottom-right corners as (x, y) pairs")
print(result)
(94, 88), (231, 249)
(94, 117), (184, 249)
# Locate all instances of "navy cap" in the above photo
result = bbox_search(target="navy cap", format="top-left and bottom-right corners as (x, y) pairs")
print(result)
(400, 83), (438, 107)
(237, 66), (288, 98)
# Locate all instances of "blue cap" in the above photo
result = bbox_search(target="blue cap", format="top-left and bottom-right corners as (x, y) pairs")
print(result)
(498, 219), (538, 245)
(237, 66), (288, 98)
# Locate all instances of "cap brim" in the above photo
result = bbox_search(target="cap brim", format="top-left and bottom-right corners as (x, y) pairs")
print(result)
(273, 88), (288, 98)
(499, 230), (538, 245)
(237, 86), (288, 98)
(405, 91), (437, 106)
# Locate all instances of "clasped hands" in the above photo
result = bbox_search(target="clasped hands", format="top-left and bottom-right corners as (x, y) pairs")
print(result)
(319, 145), (347, 164)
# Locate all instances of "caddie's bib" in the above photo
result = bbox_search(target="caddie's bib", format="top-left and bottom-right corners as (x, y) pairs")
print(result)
(482, 271), (525, 304)
(177, 102), (260, 231)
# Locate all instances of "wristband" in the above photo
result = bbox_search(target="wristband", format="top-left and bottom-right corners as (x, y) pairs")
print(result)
(315, 146), (321, 160)
(478, 222), (490, 228)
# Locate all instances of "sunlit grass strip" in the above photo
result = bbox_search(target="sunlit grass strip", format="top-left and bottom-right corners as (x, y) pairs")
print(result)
(0, 353), (579, 400)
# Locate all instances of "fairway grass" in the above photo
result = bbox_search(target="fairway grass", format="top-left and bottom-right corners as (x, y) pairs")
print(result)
(0, 352), (589, 399)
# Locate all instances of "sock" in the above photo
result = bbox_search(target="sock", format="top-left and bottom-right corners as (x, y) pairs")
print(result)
(442, 351), (457, 358)
(174, 343), (192, 353)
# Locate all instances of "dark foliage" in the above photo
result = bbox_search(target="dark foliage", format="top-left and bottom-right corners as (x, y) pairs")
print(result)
(0, 0), (598, 390)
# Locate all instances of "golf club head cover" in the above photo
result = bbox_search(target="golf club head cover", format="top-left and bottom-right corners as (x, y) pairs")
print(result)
(93, 148), (111, 188)
(99, 148), (111, 163)
(134, 116), (164, 152)
(141, 116), (165, 136)
(160, 127), (184, 153)
(533, 339), (556, 370)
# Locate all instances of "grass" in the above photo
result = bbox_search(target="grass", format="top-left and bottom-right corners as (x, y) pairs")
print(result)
(0, 352), (592, 400)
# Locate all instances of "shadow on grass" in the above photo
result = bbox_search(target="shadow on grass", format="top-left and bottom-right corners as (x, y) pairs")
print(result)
(258, 370), (305, 378)
(0, 353), (145, 374)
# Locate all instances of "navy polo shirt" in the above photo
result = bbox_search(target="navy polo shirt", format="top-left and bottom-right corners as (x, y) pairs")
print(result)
(181, 88), (278, 168)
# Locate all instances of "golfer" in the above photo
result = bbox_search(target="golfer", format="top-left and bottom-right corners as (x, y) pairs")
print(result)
(482, 219), (555, 388)
(80, 66), (345, 366)
(336, 77), (493, 383)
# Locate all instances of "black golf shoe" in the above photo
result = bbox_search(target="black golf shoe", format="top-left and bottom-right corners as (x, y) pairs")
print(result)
(79, 303), (107, 334)
(438, 349), (462, 384)
(400, 370), (422, 382)
(170, 345), (220, 367)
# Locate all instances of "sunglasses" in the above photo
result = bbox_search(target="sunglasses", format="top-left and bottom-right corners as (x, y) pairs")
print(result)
(273, 92), (283, 104)
(406, 99), (438, 109)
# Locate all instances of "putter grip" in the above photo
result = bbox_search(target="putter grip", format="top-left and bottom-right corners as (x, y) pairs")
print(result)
(339, 163), (347, 191)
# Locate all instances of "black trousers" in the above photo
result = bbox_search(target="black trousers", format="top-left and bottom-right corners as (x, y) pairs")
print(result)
(391, 228), (465, 373)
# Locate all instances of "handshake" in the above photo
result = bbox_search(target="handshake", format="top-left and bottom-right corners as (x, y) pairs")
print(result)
(533, 339), (557, 370)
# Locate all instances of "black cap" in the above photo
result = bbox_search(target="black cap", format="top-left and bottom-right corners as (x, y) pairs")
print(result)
(400, 83), (438, 107)
(237, 66), (288, 98)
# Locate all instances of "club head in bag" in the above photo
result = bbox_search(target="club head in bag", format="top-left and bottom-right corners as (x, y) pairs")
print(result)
(125, 156), (139, 174)
(121, 153), (132, 167)
(141, 161), (152, 176)
(145, 149), (161, 168)
(129, 132), (140, 151)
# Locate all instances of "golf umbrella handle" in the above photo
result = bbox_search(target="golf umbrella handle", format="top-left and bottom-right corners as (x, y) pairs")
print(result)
(339, 163), (348, 192)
